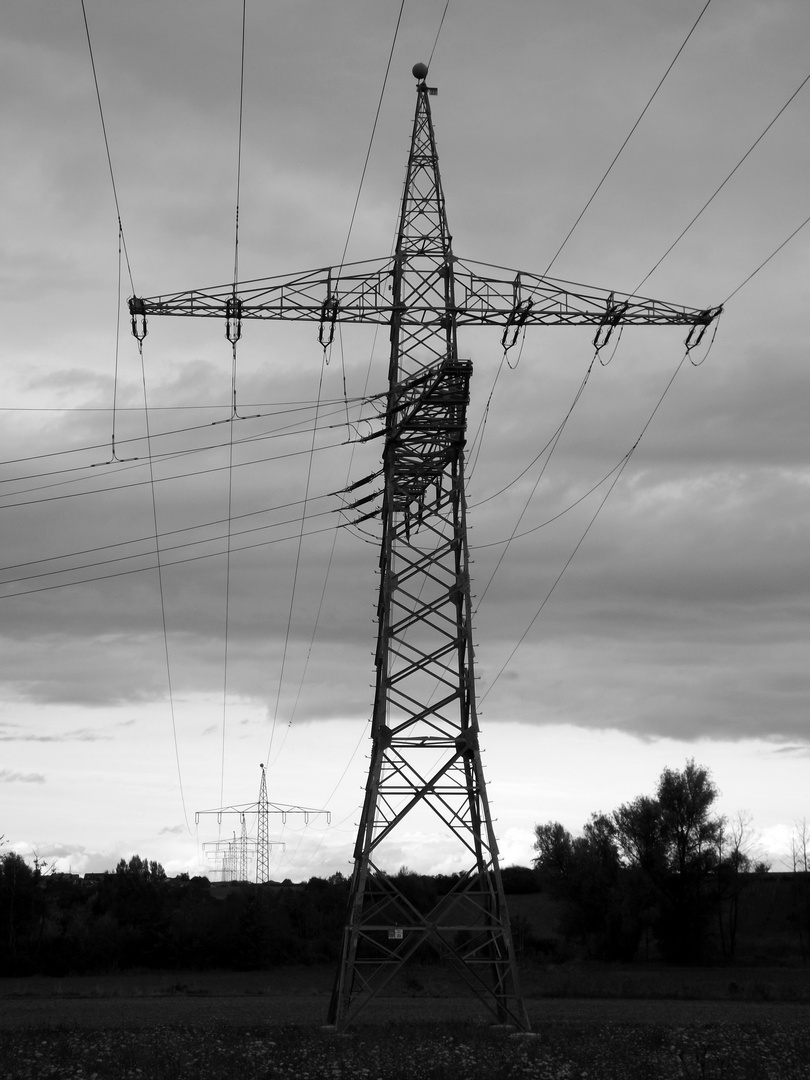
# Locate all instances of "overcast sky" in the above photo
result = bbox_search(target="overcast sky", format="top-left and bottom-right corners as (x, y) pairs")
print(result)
(2, 0), (808, 880)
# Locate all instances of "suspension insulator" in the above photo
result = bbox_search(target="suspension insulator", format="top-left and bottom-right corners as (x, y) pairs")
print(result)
(128, 297), (148, 342)
(225, 294), (242, 344)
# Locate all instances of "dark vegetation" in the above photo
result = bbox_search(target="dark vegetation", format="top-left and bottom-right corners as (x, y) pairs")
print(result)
(531, 759), (809, 966)
(2, 761), (809, 977)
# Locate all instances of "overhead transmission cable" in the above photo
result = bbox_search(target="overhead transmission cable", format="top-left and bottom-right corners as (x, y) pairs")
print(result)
(466, 1), (713, 488)
(0, 434), (352, 511)
(220, 0), (249, 810)
(722, 211), (810, 305)
(427, 0), (451, 69)
(634, 68), (810, 294)
(543, 0), (714, 277)
(473, 347), (601, 614)
(480, 344), (694, 707)
(0, 491), (337, 577)
(79, 0), (135, 293)
(264, 5), (452, 844)
(266, 358), (329, 765)
(80, 0), (190, 834)
(472, 20), (809, 683)
(472, 453), (633, 550)
(334, 0), (406, 273)
(80, 0), (137, 466)
(265, 0), (408, 773)
(0, 395), (372, 470)
(0, 515), (341, 601)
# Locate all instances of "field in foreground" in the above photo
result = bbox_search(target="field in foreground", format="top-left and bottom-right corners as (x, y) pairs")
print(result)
(2, 1019), (810, 1080)
(2, 967), (810, 1078)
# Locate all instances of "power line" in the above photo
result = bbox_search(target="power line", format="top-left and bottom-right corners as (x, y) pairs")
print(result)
(334, 0), (406, 271)
(722, 211), (810, 305)
(79, 0), (135, 293)
(0, 492), (337, 577)
(427, 1), (451, 70)
(473, 347), (601, 614)
(480, 346), (693, 705)
(0, 434), (357, 510)
(266, 358), (330, 764)
(135, 334), (192, 834)
(0, 393), (378, 476)
(544, 0), (715, 277)
(634, 69), (810, 294)
(0, 516), (340, 600)
(472, 453), (632, 551)
(221, 0), (250, 809)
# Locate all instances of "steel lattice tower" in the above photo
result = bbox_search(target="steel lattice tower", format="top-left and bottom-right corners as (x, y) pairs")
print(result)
(257, 766), (270, 884)
(130, 63), (720, 1031)
(327, 69), (529, 1031)
(196, 764), (325, 884)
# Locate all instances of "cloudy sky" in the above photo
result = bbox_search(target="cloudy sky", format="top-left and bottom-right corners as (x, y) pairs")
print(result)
(2, 0), (808, 880)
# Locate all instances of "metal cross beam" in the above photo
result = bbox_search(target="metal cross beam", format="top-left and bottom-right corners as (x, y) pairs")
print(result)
(130, 64), (721, 1032)
(129, 260), (719, 337)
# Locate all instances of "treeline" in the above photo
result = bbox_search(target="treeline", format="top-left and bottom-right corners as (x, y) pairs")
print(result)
(0, 855), (538, 977)
(3, 761), (809, 975)
(0, 854), (351, 977)
(531, 759), (809, 964)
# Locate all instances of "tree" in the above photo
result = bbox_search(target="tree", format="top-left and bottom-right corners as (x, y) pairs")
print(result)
(533, 815), (644, 960)
(532, 821), (574, 886)
(94, 854), (171, 966)
(0, 852), (46, 974)
(114, 855), (167, 882)
(657, 759), (723, 876)
(613, 795), (668, 880)
(788, 819), (810, 962)
(535, 761), (730, 963)
(613, 760), (724, 962)
(715, 810), (759, 961)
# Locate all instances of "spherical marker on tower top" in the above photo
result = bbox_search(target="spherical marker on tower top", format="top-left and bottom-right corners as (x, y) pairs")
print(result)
(412, 62), (428, 82)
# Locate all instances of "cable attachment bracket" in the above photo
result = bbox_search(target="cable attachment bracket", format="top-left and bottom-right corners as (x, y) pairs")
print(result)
(128, 296), (147, 342)
(225, 294), (243, 344)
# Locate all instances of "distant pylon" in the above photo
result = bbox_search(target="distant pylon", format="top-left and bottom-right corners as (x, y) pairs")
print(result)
(257, 765), (269, 883)
(195, 764), (329, 884)
(239, 813), (249, 883)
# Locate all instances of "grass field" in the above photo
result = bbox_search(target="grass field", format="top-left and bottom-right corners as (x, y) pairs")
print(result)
(2, 966), (810, 1079)
(3, 1019), (810, 1080)
(4, 962), (809, 1004)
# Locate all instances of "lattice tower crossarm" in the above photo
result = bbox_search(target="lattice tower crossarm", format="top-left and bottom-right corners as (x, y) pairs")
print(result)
(129, 64), (722, 1034)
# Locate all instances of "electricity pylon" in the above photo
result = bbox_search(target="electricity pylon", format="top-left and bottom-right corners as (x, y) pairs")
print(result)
(130, 63), (721, 1030)
(203, 825), (277, 883)
(196, 764), (326, 884)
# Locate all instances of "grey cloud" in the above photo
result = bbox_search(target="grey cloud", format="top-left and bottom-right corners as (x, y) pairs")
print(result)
(0, 769), (45, 783)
